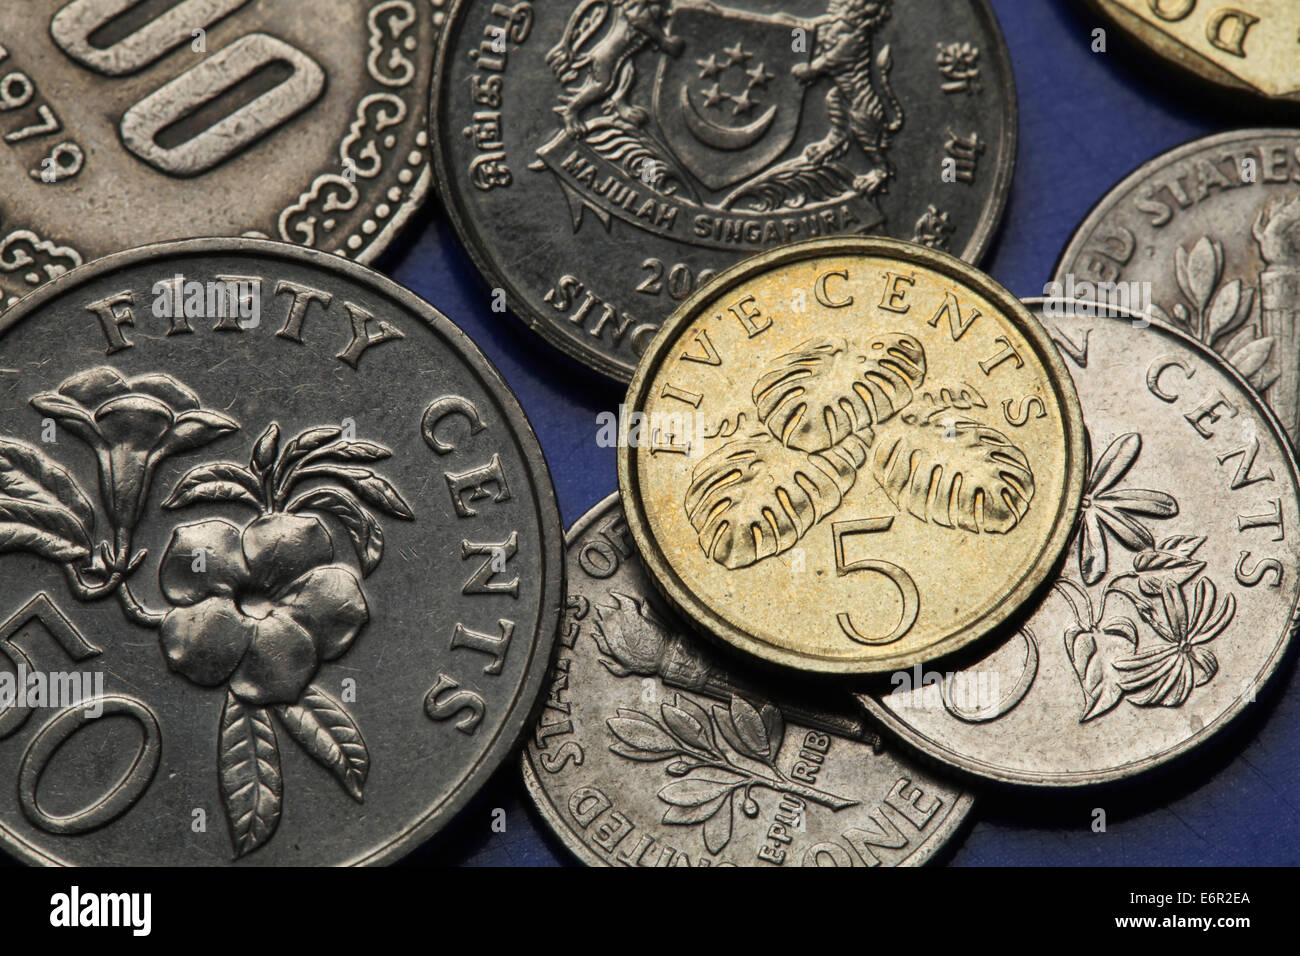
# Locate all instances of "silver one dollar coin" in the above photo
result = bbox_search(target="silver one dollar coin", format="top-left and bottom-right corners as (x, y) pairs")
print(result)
(0, 239), (562, 865)
(856, 299), (1300, 787)
(432, 0), (1016, 381)
(1054, 128), (1300, 443)
(524, 493), (972, 866)
(0, 0), (440, 311)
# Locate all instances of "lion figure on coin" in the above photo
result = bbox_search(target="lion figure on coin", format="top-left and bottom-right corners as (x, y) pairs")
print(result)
(723, 0), (903, 210)
(546, 0), (684, 137)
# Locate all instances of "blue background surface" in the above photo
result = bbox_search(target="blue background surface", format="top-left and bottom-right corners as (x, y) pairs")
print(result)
(389, 0), (1300, 866)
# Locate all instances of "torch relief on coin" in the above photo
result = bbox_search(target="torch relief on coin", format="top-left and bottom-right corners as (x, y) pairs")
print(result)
(523, 492), (973, 867)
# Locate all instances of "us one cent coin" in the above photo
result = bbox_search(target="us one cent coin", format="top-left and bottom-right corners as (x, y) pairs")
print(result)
(431, 0), (1016, 381)
(0, 0), (439, 311)
(0, 238), (562, 865)
(1054, 128), (1300, 443)
(857, 299), (1300, 786)
(618, 237), (1087, 675)
(1086, 1), (1300, 105)
(523, 493), (973, 867)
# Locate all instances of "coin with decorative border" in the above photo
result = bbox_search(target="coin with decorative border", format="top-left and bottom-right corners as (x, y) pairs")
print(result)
(523, 492), (973, 866)
(1054, 128), (1300, 445)
(0, 0), (440, 312)
(431, 0), (1016, 381)
(618, 237), (1086, 675)
(1085, 1), (1300, 106)
(0, 238), (561, 865)
(856, 299), (1300, 786)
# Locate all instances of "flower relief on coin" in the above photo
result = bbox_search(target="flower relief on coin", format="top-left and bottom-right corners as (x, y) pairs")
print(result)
(859, 301), (1300, 785)
(2, 368), (410, 857)
(0, 243), (560, 865)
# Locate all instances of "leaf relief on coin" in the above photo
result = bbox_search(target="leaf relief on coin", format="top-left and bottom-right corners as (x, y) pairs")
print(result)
(684, 334), (1035, 569)
(2, 367), (415, 858)
(608, 692), (857, 855)
(1054, 432), (1234, 722)
(1146, 192), (1300, 438)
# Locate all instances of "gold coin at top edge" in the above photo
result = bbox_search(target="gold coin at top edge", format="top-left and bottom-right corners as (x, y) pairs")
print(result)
(1088, 0), (1300, 104)
(618, 237), (1087, 676)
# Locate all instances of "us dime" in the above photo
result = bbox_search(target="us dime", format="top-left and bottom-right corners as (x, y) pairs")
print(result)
(856, 299), (1300, 786)
(432, 0), (1016, 381)
(523, 493), (972, 866)
(619, 237), (1086, 675)
(0, 1), (439, 311)
(1054, 128), (1300, 443)
(1086, 1), (1300, 105)
(0, 239), (562, 865)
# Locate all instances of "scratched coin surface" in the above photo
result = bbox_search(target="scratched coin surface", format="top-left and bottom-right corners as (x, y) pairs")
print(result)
(0, 239), (561, 865)
(0, 0), (438, 312)
(1086, 1), (1300, 105)
(857, 299), (1300, 786)
(522, 493), (972, 866)
(1054, 129), (1300, 444)
(432, 0), (1016, 381)
(618, 237), (1086, 675)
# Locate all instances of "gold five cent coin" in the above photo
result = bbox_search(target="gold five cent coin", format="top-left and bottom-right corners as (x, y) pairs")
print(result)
(618, 238), (1087, 675)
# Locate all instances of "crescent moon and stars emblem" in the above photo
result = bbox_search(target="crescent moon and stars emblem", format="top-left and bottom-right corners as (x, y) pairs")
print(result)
(681, 41), (778, 151)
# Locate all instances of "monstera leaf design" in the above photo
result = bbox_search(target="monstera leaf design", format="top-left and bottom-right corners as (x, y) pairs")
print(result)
(869, 417), (1034, 534)
(685, 431), (869, 569)
(751, 335), (926, 453)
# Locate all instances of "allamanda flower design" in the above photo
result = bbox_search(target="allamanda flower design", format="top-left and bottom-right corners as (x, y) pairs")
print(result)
(0, 366), (415, 859)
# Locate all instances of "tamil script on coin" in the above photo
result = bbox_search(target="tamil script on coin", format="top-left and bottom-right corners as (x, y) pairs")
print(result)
(432, 0), (1016, 380)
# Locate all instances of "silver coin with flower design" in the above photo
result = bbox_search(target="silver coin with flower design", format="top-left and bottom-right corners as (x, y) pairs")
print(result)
(856, 300), (1300, 786)
(0, 239), (561, 864)
(523, 493), (972, 866)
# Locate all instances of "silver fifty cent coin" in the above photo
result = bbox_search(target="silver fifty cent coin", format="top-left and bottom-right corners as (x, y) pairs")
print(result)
(523, 493), (973, 866)
(1054, 128), (1300, 444)
(856, 299), (1300, 787)
(0, 238), (562, 865)
(432, 0), (1016, 381)
(0, 1), (440, 312)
